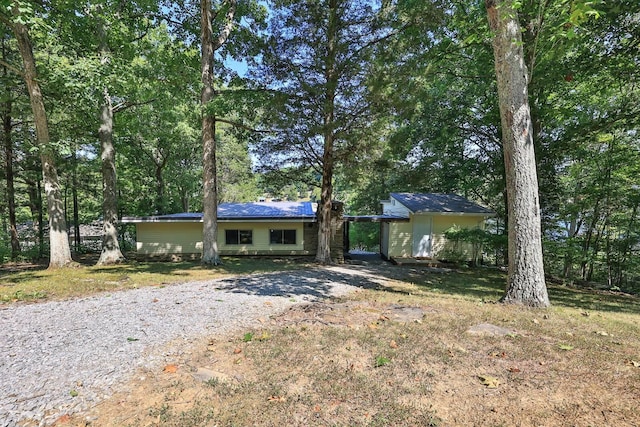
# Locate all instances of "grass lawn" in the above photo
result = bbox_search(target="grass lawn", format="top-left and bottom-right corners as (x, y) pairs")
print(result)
(5, 260), (639, 426)
(0, 256), (311, 303)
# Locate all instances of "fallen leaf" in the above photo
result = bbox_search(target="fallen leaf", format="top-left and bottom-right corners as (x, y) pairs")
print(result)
(389, 340), (398, 349)
(152, 298), (159, 303)
(69, 390), (79, 397)
(264, 301), (273, 307)
(233, 347), (242, 354)
(163, 364), (178, 373)
(626, 360), (640, 368)
(54, 414), (71, 424)
(558, 344), (574, 351)
(507, 367), (521, 373)
(367, 323), (378, 330)
(379, 314), (390, 322)
(478, 375), (500, 388)
(259, 331), (271, 341)
(268, 395), (286, 403)
(595, 331), (609, 336)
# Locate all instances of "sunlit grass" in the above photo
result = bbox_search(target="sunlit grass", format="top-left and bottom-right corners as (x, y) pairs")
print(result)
(91, 267), (640, 427)
(0, 256), (312, 303)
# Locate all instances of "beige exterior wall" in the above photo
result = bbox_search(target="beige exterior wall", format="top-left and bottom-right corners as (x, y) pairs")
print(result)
(218, 222), (308, 255)
(136, 222), (203, 255)
(136, 221), (313, 256)
(384, 214), (486, 260)
(386, 221), (413, 258)
(431, 215), (485, 259)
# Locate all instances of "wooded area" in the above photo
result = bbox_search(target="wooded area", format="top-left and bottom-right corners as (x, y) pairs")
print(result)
(1, 1), (638, 299)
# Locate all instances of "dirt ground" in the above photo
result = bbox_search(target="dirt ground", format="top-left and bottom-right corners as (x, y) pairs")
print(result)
(13, 256), (640, 427)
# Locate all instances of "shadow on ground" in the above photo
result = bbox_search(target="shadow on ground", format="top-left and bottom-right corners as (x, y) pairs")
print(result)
(212, 265), (388, 300)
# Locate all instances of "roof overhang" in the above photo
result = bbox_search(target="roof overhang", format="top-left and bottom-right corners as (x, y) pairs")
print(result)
(121, 216), (316, 223)
(344, 215), (410, 223)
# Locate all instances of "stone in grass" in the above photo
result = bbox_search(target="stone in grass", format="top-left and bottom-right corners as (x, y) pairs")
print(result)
(192, 367), (243, 384)
(467, 323), (515, 336)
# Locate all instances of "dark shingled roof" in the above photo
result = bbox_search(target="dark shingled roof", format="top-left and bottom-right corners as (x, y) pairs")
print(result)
(122, 202), (317, 222)
(390, 193), (494, 214)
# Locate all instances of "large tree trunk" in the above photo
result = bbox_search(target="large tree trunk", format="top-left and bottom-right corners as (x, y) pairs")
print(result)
(486, 0), (549, 307)
(200, 0), (236, 265)
(97, 87), (125, 264)
(200, 0), (221, 265)
(12, 10), (72, 268)
(95, 12), (125, 265)
(315, 0), (339, 264)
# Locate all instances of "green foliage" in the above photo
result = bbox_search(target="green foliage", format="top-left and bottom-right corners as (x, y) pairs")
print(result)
(349, 223), (379, 252)
(442, 226), (494, 266)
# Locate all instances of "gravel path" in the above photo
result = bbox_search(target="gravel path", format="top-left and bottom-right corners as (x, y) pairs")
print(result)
(0, 265), (380, 427)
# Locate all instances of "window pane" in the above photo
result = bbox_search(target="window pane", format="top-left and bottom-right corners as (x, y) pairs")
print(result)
(225, 230), (238, 245)
(270, 229), (296, 245)
(239, 230), (252, 244)
(283, 229), (296, 244)
(269, 229), (281, 244)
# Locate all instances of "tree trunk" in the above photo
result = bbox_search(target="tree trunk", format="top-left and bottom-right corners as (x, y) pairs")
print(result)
(201, 0), (220, 265)
(199, 0), (236, 265)
(315, 0), (338, 264)
(2, 82), (20, 259)
(97, 87), (125, 264)
(12, 10), (72, 268)
(71, 153), (80, 251)
(154, 160), (166, 214)
(95, 12), (125, 265)
(486, 0), (549, 307)
(2, 35), (20, 258)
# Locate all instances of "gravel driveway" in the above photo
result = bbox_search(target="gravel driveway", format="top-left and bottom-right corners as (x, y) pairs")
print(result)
(0, 264), (389, 427)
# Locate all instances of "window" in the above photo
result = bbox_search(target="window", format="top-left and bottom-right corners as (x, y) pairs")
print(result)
(225, 229), (252, 245)
(270, 229), (296, 245)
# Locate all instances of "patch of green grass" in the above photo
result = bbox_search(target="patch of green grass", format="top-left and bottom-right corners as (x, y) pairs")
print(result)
(0, 256), (312, 303)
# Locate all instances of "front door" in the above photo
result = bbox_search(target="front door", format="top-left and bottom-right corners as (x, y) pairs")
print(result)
(412, 216), (432, 257)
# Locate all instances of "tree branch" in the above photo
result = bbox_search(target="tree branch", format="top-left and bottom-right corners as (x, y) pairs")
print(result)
(0, 58), (24, 77)
(212, 0), (237, 52)
(113, 98), (156, 114)
(215, 117), (273, 133)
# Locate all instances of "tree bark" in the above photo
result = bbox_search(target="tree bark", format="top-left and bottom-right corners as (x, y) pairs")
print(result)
(12, 6), (73, 268)
(200, 0), (236, 265)
(486, 0), (549, 307)
(2, 62), (20, 258)
(201, 0), (220, 265)
(71, 150), (81, 251)
(97, 87), (125, 264)
(95, 11), (125, 265)
(315, 0), (339, 264)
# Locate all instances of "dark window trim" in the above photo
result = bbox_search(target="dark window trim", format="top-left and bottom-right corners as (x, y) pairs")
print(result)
(269, 229), (297, 245)
(225, 229), (253, 245)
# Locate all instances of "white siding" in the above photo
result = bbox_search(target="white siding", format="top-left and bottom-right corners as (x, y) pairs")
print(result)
(382, 197), (411, 217)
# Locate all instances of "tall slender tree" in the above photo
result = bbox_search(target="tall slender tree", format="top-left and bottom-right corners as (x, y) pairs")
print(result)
(254, 0), (415, 263)
(2, 1), (73, 267)
(486, 0), (549, 307)
(200, 0), (236, 265)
